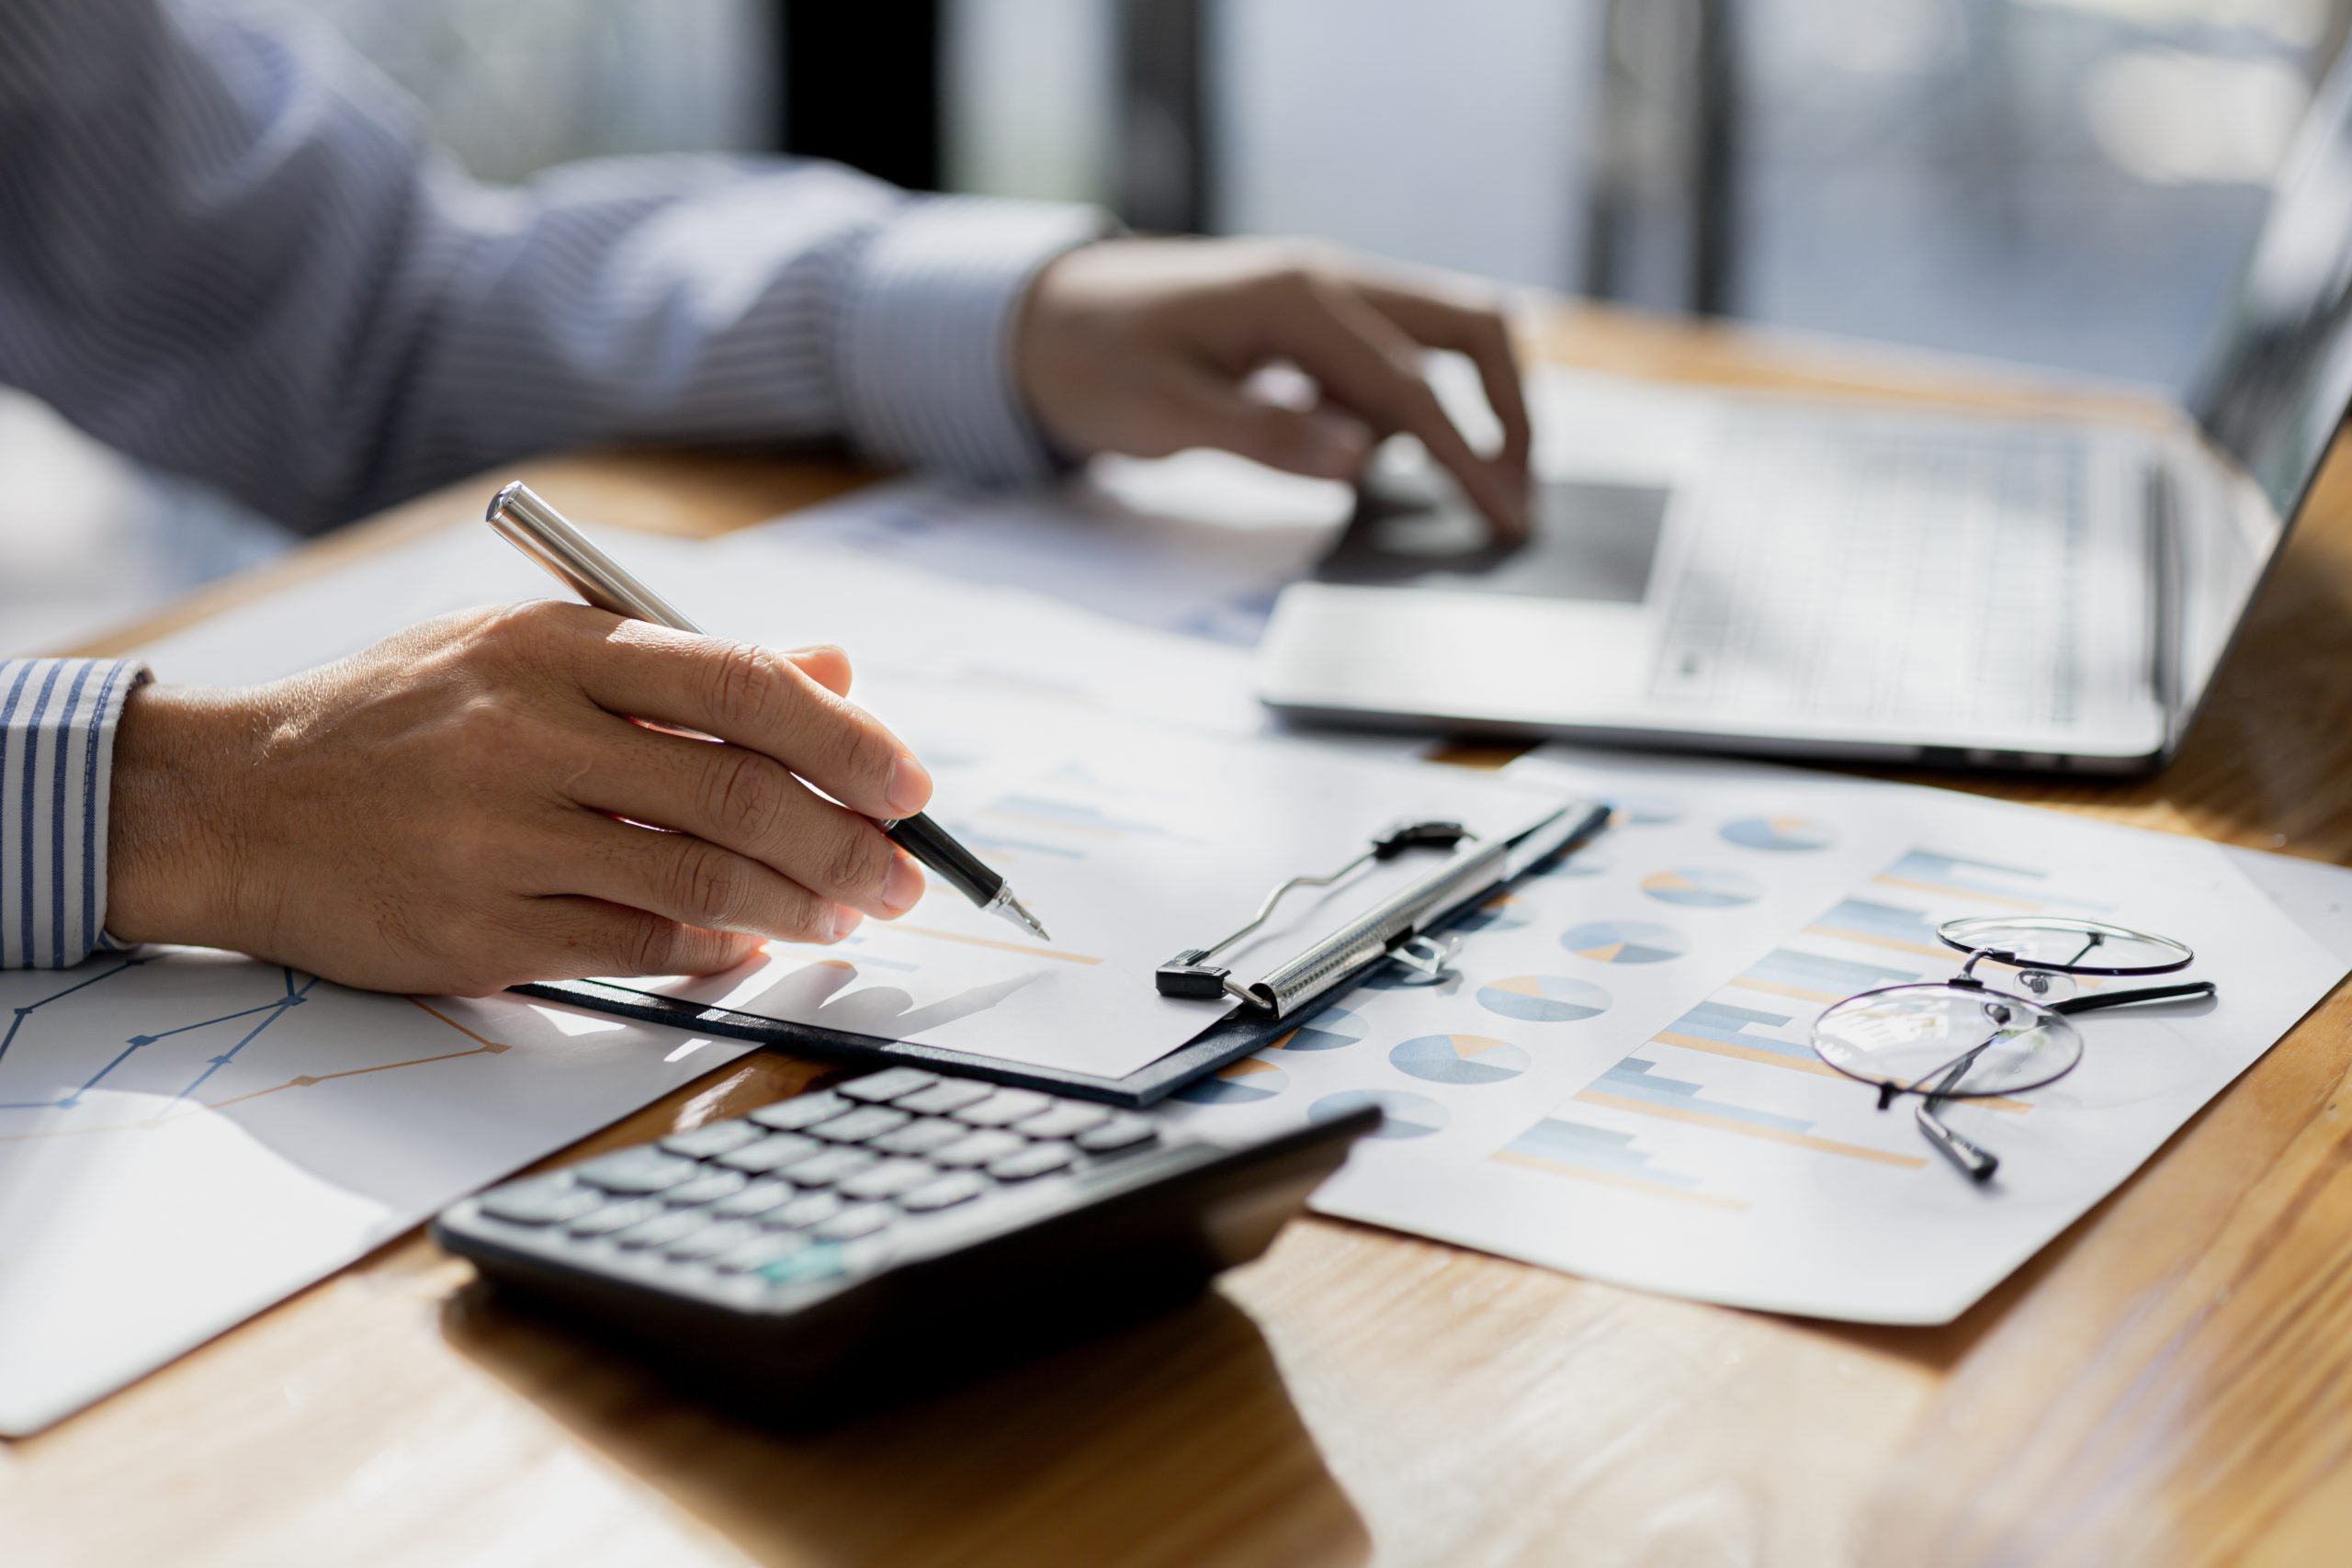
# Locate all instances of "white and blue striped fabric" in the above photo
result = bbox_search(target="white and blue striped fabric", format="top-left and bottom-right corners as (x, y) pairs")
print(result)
(0, 0), (1108, 968)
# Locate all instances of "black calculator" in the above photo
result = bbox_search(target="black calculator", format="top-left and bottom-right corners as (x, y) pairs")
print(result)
(434, 1066), (1379, 1417)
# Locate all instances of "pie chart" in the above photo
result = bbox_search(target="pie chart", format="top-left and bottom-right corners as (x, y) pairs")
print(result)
(1721, 815), (1836, 852)
(1276, 1008), (1367, 1052)
(1477, 975), (1613, 1022)
(1390, 1033), (1530, 1086)
(1310, 1089), (1449, 1139)
(1562, 919), (1690, 964)
(1535, 846), (1610, 879)
(1453, 890), (1533, 933)
(1171, 1056), (1288, 1106)
(1641, 867), (1765, 908)
(1612, 794), (1685, 827)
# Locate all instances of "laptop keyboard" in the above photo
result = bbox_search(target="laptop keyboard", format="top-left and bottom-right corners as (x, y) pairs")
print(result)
(1650, 423), (2089, 730)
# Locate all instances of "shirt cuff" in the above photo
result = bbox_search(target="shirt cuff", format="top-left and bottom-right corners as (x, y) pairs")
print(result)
(0, 659), (150, 969)
(833, 197), (1114, 484)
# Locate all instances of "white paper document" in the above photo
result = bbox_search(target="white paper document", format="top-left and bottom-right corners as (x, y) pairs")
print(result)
(0, 959), (753, 1435)
(613, 665), (1570, 1079)
(1160, 747), (2352, 1325)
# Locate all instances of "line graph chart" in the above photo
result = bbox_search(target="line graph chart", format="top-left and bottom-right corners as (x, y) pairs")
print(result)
(0, 950), (752, 1435)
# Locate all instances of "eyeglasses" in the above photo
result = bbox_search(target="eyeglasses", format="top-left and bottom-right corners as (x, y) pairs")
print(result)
(1808, 915), (2215, 1181)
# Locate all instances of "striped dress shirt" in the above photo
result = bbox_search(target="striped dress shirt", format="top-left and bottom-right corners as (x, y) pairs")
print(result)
(0, 0), (1109, 967)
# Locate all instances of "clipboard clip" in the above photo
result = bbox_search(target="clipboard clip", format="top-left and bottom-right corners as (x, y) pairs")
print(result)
(1157, 819), (1475, 1005)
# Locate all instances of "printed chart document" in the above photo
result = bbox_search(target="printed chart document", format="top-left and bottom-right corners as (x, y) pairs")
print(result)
(0, 964), (753, 1435)
(613, 662), (1571, 1079)
(1161, 747), (2352, 1325)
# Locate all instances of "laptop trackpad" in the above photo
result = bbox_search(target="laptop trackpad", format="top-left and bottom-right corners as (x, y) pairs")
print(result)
(1315, 477), (1671, 603)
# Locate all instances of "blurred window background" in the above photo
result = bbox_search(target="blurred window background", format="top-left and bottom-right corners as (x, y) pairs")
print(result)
(6, 0), (2344, 652)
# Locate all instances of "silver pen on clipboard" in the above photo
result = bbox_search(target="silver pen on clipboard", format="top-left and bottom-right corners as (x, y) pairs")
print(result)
(1158, 799), (1608, 1018)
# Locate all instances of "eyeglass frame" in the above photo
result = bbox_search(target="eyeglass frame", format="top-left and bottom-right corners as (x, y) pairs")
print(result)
(1809, 917), (2216, 1182)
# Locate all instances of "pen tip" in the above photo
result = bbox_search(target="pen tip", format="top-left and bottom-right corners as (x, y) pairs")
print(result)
(1001, 893), (1051, 944)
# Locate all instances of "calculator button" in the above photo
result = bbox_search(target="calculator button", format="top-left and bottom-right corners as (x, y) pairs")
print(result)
(708, 1179), (796, 1220)
(663, 1220), (761, 1261)
(813, 1203), (896, 1242)
(808, 1106), (911, 1145)
(477, 1176), (602, 1226)
(779, 1147), (879, 1188)
(1012, 1102), (1112, 1141)
(712, 1232), (812, 1274)
(895, 1079), (995, 1115)
(931, 1129), (1027, 1168)
(662, 1168), (750, 1208)
(716, 1132), (823, 1174)
(838, 1066), (940, 1103)
(573, 1147), (700, 1195)
(765, 1191), (846, 1229)
(658, 1120), (764, 1159)
(758, 1240), (851, 1288)
(750, 1090), (852, 1132)
(1075, 1114), (1159, 1156)
(613, 1209), (709, 1251)
(898, 1171), (988, 1213)
(989, 1141), (1077, 1181)
(566, 1197), (662, 1236)
(955, 1089), (1054, 1127)
(870, 1116), (970, 1156)
(838, 1158), (937, 1201)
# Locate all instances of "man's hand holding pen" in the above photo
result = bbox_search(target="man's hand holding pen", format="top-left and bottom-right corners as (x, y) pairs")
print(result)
(106, 605), (933, 996)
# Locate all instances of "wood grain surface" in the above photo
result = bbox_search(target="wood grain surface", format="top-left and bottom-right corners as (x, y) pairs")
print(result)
(12, 307), (2352, 1568)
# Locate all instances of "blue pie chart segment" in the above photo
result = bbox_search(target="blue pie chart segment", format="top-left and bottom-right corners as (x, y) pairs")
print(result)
(1477, 976), (1613, 1023)
(1562, 919), (1690, 964)
(1170, 1056), (1288, 1106)
(1612, 794), (1685, 827)
(1390, 1033), (1530, 1086)
(1277, 1008), (1367, 1053)
(1721, 815), (1836, 852)
(1310, 1089), (1449, 1139)
(1453, 890), (1533, 933)
(1641, 867), (1765, 908)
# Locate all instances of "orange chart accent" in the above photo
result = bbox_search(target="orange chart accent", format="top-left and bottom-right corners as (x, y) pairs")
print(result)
(1576, 1089), (1929, 1169)
(1492, 1148), (1749, 1211)
(888, 925), (1104, 964)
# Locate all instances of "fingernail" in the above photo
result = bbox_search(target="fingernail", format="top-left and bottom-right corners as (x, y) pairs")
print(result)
(883, 855), (924, 915)
(831, 907), (864, 942)
(886, 755), (933, 818)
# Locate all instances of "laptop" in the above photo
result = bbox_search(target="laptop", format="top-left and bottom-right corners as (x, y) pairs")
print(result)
(1258, 60), (2352, 775)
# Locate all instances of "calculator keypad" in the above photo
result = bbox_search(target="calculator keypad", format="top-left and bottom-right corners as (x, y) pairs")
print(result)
(468, 1066), (1165, 1294)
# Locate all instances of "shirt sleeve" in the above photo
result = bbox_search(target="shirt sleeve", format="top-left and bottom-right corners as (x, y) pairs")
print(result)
(0, 0), (1112, 536)
(0, 660), (148, 969)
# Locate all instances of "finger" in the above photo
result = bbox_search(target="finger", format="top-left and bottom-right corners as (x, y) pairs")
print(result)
(570, 621), (928, 821)
(1265, 274), (1530, 540)
(566, 716), (925, 919)
(1356, 280), (1533, 476)
(786, 644), (854, 699)
(555, 812), (862, 946)
(524, 897), (766, 981)
(1152, 368), (1374, 480)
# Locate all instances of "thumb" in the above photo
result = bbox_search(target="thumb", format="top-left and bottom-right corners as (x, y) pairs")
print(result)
(1161, 375), (1373, 480)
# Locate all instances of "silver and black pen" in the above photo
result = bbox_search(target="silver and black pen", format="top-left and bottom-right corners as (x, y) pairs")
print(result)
(485, 480), (1050, 942)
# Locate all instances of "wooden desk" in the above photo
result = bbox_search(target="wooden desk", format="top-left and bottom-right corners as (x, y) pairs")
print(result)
(15, 307), (2352, 1567)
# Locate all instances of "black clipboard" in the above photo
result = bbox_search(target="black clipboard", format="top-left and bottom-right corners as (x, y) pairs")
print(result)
(512, 798), (1611, 1108)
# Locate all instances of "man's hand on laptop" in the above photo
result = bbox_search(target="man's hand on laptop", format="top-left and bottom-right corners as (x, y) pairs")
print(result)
(102, 604), (933, 995)
(1016, 238), (1534, 540)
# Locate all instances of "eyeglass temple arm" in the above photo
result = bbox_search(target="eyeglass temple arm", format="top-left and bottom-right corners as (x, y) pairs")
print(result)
(1917, 1057), (2000, 1181)
(2049, 979), (2215, 1017)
